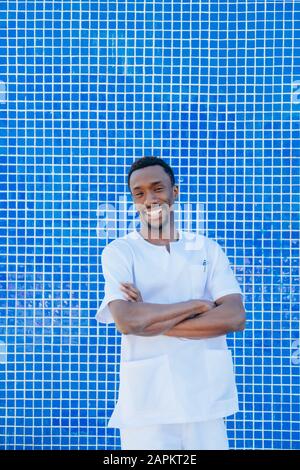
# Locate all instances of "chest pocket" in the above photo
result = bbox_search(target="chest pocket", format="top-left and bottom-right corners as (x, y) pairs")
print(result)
(188, 264), (207, 299)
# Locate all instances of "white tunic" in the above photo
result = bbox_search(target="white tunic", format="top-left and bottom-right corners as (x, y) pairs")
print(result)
(96, 229), (243, 429)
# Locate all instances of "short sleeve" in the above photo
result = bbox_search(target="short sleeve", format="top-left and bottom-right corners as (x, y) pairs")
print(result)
(96, 241), (134, 324)
(205, 240), (243, 303)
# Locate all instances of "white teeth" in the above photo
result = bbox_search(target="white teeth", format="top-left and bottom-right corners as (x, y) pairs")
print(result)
(145, 207), (162, 218)
(147, 209), (161, 214)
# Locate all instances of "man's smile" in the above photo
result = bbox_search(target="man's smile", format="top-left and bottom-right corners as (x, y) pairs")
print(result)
(144, 206), (163, 220)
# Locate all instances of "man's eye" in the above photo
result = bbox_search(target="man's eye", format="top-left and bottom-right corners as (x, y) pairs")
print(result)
(135, 193), (143, 197)
(155, 188), (163, 191)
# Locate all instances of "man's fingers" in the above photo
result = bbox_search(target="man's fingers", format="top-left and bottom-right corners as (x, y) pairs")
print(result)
(127, 291), (138, 299)
(123, 291), (136, 300)
(120, 285), (138, 301)
(120, 284), (139, 295)
(120, 283), (143, 302)
(120, 282), (135, 290)
(120, 285), (137, 295)
(121, 282), (135, 288)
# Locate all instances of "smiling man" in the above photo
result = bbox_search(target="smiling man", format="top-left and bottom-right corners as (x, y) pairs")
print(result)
(96, 156), (245, 450)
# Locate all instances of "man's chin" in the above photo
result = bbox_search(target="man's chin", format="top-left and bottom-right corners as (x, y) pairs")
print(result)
(145, 219), (172, 235)
(146, 220), (162, 230)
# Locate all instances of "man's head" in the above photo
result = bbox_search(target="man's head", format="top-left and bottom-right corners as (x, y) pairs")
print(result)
(127, 157), (179, 232)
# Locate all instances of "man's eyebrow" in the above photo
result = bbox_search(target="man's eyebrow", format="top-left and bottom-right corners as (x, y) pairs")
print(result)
(132, 181), (164, 191)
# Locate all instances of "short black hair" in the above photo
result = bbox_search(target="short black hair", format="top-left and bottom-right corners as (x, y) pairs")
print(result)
(127, 157), (175, 189)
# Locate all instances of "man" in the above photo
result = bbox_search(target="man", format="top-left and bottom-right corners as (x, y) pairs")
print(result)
(96, 156), (245, 450)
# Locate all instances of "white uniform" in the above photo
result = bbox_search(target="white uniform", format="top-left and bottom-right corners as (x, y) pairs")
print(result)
(96, 229), (243, 450)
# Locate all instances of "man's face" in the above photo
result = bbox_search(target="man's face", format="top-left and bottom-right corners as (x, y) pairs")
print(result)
(129, 165), (179, 231)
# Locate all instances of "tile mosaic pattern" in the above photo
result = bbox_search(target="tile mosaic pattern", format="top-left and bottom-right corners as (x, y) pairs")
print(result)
(0, 0), (299, 449)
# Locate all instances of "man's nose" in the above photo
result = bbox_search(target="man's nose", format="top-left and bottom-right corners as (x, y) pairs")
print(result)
(144, 192), (160, 208)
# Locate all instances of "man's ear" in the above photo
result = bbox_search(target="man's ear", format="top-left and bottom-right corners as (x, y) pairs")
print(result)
(173, 185), (179, 199)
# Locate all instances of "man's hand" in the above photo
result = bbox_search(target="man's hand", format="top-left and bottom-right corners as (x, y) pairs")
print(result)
(120, 282), (143, 302)
(164, 300), (216, 338)
(162, 299), (216, 339)
(164, 294), (245, 339)
(175, 299), (216, 322)
(193, 299), (216, 314)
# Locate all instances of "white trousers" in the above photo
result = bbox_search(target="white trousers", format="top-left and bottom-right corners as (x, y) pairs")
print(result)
(119, 418), (229, 450)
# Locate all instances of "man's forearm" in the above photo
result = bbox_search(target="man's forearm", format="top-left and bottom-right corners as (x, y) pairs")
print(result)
(133, 309), (200, 336)
(114, 299), (203, 335)
(162, 299), (245, 339)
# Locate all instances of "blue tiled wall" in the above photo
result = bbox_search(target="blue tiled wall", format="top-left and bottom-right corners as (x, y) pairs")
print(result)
(0, 0), (299, 449)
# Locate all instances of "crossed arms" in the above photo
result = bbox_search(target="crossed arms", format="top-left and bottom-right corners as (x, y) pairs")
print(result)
(107, 283), (246, 340)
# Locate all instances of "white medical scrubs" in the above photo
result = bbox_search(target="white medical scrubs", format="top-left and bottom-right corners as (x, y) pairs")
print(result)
(96, 229), (243, 450)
